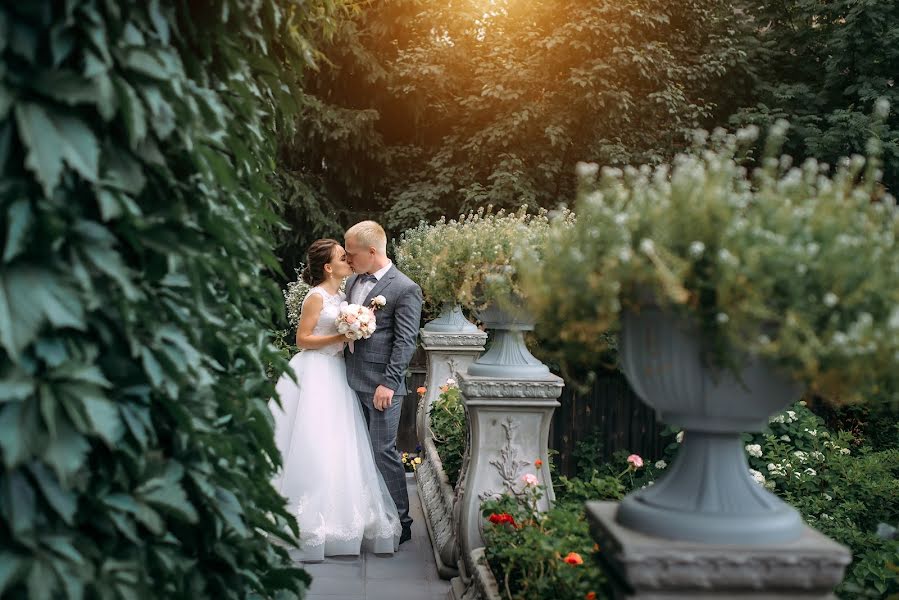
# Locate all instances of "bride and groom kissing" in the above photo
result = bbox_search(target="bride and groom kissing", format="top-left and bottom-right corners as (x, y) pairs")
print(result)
(270, 220), (423, 561)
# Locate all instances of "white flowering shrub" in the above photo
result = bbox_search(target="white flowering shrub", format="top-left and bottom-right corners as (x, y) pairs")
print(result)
(283, 267), (311, 327)
(396, 206), (574, 312)
(522, 124), (899, 405)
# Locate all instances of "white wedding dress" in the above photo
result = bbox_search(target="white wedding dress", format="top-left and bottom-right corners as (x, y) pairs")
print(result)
(270, 286), (401, 560)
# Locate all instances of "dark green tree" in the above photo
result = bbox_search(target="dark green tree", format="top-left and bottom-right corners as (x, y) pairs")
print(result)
(275, 0), (750, 265)
(0, 1), (337, 597)
(731, 0), (899, 190)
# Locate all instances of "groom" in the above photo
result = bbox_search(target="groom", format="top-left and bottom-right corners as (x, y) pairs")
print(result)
(343, 221), (423, 545)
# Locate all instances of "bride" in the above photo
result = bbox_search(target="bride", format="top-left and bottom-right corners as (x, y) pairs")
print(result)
(270, 238), (401, 560)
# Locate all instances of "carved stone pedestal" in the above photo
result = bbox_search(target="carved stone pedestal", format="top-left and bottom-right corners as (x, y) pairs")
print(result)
(587, 501), (852, 600)
(416, 328), (487, 579)
(450, 373), (563, 599)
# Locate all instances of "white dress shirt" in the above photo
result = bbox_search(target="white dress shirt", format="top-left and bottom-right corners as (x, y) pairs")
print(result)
(352, 260), (392, 306)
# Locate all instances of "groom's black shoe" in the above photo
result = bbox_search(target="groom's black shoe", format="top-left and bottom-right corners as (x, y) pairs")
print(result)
(399, 525), (412, 545)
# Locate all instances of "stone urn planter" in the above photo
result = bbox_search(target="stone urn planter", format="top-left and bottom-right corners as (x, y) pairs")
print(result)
(466, 299), (550, 379)
(423, 303), (480, 333)
(615, 307), (805, 544)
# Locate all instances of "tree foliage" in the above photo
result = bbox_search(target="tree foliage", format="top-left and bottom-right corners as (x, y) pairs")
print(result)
(0, 1), (338, 598)
(732, 0), (899, 189)
(275, 0), (747, 266)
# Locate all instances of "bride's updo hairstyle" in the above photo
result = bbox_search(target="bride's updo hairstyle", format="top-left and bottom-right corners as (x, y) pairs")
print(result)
(301, 238), (340, 286)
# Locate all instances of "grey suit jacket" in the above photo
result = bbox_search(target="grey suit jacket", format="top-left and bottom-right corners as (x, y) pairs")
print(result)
(344, 265), (423, 395)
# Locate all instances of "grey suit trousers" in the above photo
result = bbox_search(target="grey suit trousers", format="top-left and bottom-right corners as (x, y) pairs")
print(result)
(356, 390), (411, 529)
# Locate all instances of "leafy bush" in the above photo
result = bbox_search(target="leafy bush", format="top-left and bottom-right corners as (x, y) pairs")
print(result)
(483, 402), (898, 599)
(482, 488), (610, 600)
(0, 1), (337, 598)
(428, 381), (465, 485)
(522, 126), (899, 405)
(738, 402), (899, 599)
(396, 206), (574, 312)
(481, 461), (649, 600)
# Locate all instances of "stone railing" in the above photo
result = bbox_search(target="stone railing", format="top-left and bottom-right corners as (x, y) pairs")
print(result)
(416, 325), (486, 578)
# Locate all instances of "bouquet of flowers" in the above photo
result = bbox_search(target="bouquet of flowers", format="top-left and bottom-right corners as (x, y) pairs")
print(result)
(336, 302), (378, 341)
(335, 296), (387, 352)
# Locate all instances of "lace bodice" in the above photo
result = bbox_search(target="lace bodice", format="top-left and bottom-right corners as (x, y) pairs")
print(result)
(302, 287), (345, 356)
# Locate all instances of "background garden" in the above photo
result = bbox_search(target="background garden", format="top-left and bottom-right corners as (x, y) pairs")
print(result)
(1, 1), (897, 599)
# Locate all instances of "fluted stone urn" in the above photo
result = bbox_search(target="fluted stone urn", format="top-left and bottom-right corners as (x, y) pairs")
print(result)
(416, 304), (487, 579)
(423, 303), (480, 334)
(586, 307), (851, 599)
(466, 299), (550, 379)
(616, 307), (805, 544)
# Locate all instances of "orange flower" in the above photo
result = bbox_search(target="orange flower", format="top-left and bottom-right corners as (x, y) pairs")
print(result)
(534, 459), (543, 468)
(585, 593), (597, 600)
(439, 385), (448, 393)
(563, 552), (583, 565)
(417, 386), (427, 396)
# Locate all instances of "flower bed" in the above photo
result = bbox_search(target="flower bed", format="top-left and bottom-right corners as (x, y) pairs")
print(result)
(429, 380), (466, 485)
(479, 401), (899, 599)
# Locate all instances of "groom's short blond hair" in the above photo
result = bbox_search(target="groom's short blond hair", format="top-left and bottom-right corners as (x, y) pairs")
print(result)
(346, 221), (387, 254)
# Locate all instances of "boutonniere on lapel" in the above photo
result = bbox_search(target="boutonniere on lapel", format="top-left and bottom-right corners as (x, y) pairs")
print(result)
(369, 295), (387, 311)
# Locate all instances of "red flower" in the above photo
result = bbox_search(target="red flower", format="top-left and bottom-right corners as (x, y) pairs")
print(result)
(585, 593), (597, 600)
(563, 552), (584, 565)
(488, 513), (516, 527)
(534, 459), (543, 468)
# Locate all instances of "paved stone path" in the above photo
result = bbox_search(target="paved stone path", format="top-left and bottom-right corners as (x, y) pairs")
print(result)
(297, 474), (452, 600)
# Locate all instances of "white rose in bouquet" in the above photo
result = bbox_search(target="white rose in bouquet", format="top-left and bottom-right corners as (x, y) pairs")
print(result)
(336, 302), (378, 341)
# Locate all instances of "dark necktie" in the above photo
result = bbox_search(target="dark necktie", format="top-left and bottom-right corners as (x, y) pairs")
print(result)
(359, 273), (378, 284)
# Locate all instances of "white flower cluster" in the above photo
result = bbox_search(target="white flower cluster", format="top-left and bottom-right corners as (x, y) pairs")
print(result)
(745, 443), (763, 458)
(769, 410), (798, 425)
(749, 468), (766, 485)
(283, 267), (312, 327)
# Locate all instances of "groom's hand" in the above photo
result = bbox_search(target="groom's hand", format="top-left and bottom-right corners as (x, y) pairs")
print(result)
(373, 385), (394, 411)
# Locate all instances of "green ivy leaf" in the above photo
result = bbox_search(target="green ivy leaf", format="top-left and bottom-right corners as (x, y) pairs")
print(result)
(9, 21), (37, 63)
(113, 80), (147, 149)
(5, 470), (37, 537)
(44, 420), (91, 483)
(29, 70), (100, 107)
(0, 266), (86, 357)
(137, 464), (199, 523)
(148, 0), (170, 45)
(14, 102), (100, 197)
(79, 392), (124, 446)
(29, 464), (77, 526)
(2, 199), (32, 263)
(0, 401), (36, 469)
(0, 552), (26, 596)
(26, 558), (57, 600)
(0, 367), (35, 401)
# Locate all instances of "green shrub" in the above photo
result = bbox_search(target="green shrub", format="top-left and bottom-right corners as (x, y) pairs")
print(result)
(0, 1), (338, 598)
(429, 381), (465, 485)
(483, 402), (898, 599)
(482, 489), (611, 600)
(738, 402), (899, 598)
